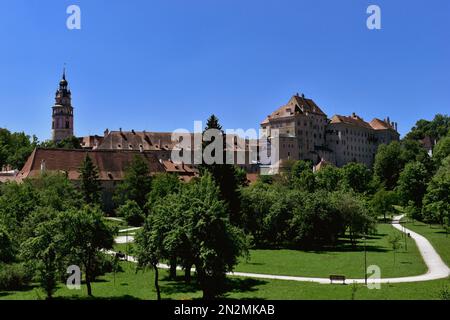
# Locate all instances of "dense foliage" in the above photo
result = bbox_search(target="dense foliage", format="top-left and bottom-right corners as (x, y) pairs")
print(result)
(0, 128), (37, 170)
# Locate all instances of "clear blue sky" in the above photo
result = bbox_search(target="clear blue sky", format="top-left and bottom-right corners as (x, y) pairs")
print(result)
(0, 0), (449, 141)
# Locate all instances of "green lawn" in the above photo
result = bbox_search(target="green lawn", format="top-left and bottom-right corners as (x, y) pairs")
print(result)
(114, 223), (426, 279)
(1, 261), (448, 300)
(4, 222), (448, 300)
(236, 224), (426, 278)
(114, 243), (135, 255)
(403, 220), (450, 266)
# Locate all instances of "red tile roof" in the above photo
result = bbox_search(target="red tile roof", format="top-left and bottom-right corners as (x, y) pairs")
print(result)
(369, 118), (396, 131)
(330, 114), (373, 130)
(16, 148), (165, 182)
(261, 95), (327, 124)
(97, 131), (200, 151)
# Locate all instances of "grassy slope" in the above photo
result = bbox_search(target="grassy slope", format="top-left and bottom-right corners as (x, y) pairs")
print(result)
(236, 224), (426, 278)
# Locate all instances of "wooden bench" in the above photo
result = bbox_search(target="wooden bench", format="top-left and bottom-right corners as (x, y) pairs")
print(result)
(329, 275), (346, 284)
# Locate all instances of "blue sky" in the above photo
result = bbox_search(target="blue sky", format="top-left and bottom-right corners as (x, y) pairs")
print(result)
(0, 0), (449, 141)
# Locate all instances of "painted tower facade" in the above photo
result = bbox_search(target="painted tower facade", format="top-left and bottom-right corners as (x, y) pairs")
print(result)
(52, 71), (74, 142)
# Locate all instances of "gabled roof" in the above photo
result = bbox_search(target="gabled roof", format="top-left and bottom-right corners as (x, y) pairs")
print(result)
(330, 114), (374, 130)
(261, 95), (327, 124)
(98, 131), (179, 151)
(16, 148), (165, 182)
(369, 118), (396, 131)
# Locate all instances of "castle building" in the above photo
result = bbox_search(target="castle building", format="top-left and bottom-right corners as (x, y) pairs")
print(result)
(52, 70), (74, 142)
(261, 94), (328, 164)
(261, 94), (400, 172)
(326, 114), (399, 167)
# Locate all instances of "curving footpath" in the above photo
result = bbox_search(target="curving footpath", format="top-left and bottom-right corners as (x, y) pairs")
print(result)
(113, 215), (450, 284)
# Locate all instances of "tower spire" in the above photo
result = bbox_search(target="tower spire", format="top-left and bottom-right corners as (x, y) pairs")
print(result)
(62, 63), (66, 80)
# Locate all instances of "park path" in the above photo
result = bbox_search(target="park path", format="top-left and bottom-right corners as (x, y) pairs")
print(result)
(113, 215), (450, 284)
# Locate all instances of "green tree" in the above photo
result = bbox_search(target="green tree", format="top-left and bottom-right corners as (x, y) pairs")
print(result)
(291, 160), (313, 181)
(57, 206), (115, 296)
(117, 200), (145, 227)
(315, 165), (341, 192)
(293, 169), (316, 192)
(0, 181), (38, 237)
(39, 136), (82, 150)
(405, 114), (450, 142)
(340, 162), (372, 193)
(0, 225), (14, 263)
(20, 216), (61, 300)
(187, 173), (248, 299)
(114, 155), (152, 210)
(370, 189), (398, 222)
(396, 162), (429, 208)
(400, 139), (433, 172)
(0, 128), (38, 170)
(135, 214), (165, 300)
(30, 173), (82, 212)
(146, 173), (181, 211)
(388, 233), (402, 265)
(374, 142), (403, 190)
(239, 181), (279, 246)
(199, 115), (243, 225)
(433, 136), (450, 168)
(331, 191), (375, 247)
(79, 154), (102, 205)
(422, 156), (450, 224)
(289, 191), (345, 248)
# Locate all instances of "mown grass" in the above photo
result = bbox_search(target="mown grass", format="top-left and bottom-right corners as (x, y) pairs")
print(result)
(403, 220), (450, 266)
(236, 224), (426, 278)
(3, 222), (447, 300)
(1, 261), (448, 300)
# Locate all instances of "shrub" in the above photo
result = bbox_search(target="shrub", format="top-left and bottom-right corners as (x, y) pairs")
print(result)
(0, 263), (31, 291)
(117, 200), (145, 226)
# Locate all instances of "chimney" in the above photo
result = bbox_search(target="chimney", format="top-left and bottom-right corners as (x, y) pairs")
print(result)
(302, 93), (305, 98)
(139, 145), (144, 153)
(387, 117), (390, 125)
(132, 129), (136, 135)
(40, 160), (46, 173)
(104, 128), (109, 137)
(119, 128), (122, 133)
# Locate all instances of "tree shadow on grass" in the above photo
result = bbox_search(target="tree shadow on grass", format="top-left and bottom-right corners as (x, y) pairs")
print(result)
(0, 284), (40, 298)
(55, 294), (141, 301)
(159, 275), (268, 300)
(224, 278), (267, 294)
(160, 275), (200, 296)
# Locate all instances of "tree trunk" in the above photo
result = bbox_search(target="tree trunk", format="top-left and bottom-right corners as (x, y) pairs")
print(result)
(86, 277), (93, 297)
(184, 264), (191, 284)
(153, 264), (161, 301)
(169, 257), (177, 280)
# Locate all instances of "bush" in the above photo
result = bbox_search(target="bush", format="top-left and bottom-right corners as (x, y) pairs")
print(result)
(0, 263), (31, 290)
(0, 225), (15, 263)
(117, 200), (145, 226)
